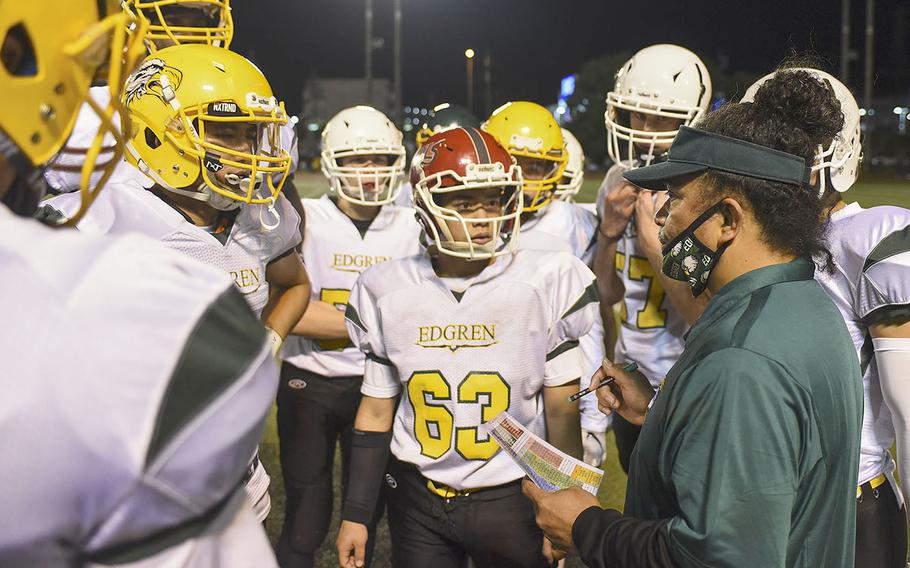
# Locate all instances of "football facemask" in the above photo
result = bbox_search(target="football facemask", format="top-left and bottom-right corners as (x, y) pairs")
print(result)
(321, 105), (406, 206)
(122, 0), (233, 51)
(1, 0), (148, 224)
(123, 45), (290, 208)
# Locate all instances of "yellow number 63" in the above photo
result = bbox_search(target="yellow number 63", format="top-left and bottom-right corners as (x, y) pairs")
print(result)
(407, 371), (510, 460)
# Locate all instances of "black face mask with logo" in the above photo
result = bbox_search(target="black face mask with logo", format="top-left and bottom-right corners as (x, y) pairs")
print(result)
(660, 201), (728, 297)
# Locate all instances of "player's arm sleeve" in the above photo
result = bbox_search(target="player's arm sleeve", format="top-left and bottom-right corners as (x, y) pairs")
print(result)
(874, 337), (910, 515)
(345, 276), (401, 397)
(544, 257), (599, 387)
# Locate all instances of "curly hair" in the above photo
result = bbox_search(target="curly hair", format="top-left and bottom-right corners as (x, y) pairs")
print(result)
(694, 69), (844, 268)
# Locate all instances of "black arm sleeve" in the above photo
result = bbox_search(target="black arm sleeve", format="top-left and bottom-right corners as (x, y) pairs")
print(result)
(572, 506), (677, 568)
(340, 429), (392, 525)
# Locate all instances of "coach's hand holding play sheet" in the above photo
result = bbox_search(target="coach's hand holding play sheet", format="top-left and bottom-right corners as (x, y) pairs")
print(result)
(520, 359), (653, 553)
(486, 411), (604, 495)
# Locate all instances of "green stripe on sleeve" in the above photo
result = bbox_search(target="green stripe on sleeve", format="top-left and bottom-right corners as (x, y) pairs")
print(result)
(83, 486), (242, 564)
(366, 352), (394, 367)
(560, 282), (599, 320)
(345, 303), (367, 333)
(145, 287), (266, 467)
(863, 226), (910, 272)
(546, 339), (580, 362)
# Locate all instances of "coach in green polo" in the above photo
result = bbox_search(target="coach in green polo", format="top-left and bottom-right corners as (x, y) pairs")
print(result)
(523, 70), (862, 567)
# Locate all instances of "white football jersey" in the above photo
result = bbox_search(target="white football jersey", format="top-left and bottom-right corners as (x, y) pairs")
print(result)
(393, 181), (414, 208)
(0, 207), (278, 566)
(282, 195), (422, 376)
(40, 179), (302, 317)
(346, 250), (598, 489)
(815, 202), (910, 485)
(596, 164), (687, 387)
(518, 200), (606, 431)
(520, 199), (598, 264)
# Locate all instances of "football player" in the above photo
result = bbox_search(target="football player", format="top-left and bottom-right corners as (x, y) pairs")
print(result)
(276, 105), (420, 567)
(394, 102), (482, 208)
(335, 127), (598, 567)
(483, 102), (607, 467)
(592, 44), (712, 471)
(45, 0), (306, 240)
(744, 67), (910, 568)
(44, 0), (235, 194)
(39, 44), (311, 524)
(0, 1), (278, 565)
(554, 128), (585, 203)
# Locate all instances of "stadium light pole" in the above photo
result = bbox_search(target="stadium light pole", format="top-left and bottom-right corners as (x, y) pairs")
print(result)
(483, 50), (492, 117)
(465, 48), (475, 114)
(864, 0), (874, 112)
(365, 0), (373, 105)
(393, 0), (402, 124)
(840, 0), (850, 83)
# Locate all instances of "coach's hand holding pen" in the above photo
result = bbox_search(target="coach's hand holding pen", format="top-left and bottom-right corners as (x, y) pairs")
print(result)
(584, 358), (655, 426)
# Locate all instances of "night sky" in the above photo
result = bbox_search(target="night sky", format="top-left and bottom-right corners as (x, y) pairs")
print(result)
(231, 0), (909, 117)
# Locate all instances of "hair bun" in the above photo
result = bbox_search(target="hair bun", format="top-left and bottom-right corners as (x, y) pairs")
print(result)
(749, 69), (844, 143)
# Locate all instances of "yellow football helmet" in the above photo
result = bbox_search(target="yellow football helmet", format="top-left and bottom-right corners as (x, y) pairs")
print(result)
(0, 0), (147, 223)
(121, 0), (233, 51)
(482, 101), (566, 212)
(123, 44), (290, 209)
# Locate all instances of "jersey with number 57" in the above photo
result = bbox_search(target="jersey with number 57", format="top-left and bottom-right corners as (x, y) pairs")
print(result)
(597, 163), (687, 387)
(345, 249), (598, 490)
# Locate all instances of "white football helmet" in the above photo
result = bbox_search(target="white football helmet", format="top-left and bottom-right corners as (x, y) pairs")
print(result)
(320, 105), (407, 206)
(742, 68), (862, 196)
(605, 44), (712, 168)
(555, 128), (585, 201)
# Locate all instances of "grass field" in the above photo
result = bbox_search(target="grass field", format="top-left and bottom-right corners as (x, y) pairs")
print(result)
(261, 170), (910, 567)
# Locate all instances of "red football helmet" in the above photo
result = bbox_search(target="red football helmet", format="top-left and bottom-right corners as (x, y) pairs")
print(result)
(411, 127), (523, 259)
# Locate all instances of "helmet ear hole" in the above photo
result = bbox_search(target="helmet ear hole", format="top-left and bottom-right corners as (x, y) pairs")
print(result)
(2, 24), (38, 77)
(144, 127), (162, 149)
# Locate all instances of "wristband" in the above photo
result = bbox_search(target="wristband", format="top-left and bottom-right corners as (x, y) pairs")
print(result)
(341, 429), (392, 525)
(598, 225), (623, 242)
(265, 327), (283, 358)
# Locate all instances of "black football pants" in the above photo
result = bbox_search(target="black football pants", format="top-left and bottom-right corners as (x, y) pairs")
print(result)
(385, 458), (555, 568)
(275, 364), (383, 568)
(854, 475), (907, 568)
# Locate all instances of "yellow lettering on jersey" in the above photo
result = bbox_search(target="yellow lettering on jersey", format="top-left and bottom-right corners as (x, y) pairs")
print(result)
(408, 370), (511, 461)
(331, 253), (393, 273)
(229, 268), (262, 294)
(317, 288), (353, 350)
(408, 371), (454, 459)
(455, 372), (510, 460)
(614, 252), (628, 323)
(628, 255), (668, 329)
(415, 324), (497, 351)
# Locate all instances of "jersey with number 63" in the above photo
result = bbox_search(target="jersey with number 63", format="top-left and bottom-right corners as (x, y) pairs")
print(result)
(282, 195), (422, 376)
(597, 164), (687, 387)
(345, 249), (598, 490)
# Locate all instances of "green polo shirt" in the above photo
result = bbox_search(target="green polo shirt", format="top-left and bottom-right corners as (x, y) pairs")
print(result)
(626, 259), (862, 567)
